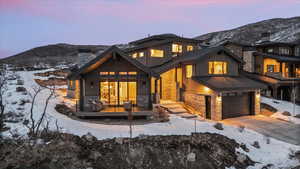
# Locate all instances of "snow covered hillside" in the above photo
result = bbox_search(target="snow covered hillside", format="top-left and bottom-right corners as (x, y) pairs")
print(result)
(261, 97), (300, 124)
(196, 16), (300, 45)
(2, 69), (300, 169)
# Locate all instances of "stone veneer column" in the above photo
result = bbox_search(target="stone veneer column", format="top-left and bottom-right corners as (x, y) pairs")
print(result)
(254, 90), (261, 115)
(211, 93), (222, 121)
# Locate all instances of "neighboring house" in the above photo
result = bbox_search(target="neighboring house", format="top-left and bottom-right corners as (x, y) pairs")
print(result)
(242, 41), (300, 102)
(67, 34), (266, 121)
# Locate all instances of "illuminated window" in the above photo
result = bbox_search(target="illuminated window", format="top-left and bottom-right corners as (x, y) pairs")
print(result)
(187, 45), (194, 52)
(139, 52), (144, 57)
(267, 48), (273, 53)
(267, 65), (275, 72)
(109, 72), (115, 75)
(119, 72), (127, 75)
(172, 44), (182, 53)
(296, 68), (300, 78)
(69, 80), (74, 88)
(128, 72), (137, 75)
(150, 49), (164, 57)
(209, 61), (228, 74)
(132, 53), (138, 58)
(186, 65), (193, 78)
(100, 72), (109, 75)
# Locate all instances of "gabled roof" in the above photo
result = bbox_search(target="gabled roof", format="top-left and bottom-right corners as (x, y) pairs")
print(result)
(253, 52), (300, 62)
(128, 33), (202, 46)
(151, 46), (244, 74)
(67, 46), (159, 79)
(192, 76), (267, 92)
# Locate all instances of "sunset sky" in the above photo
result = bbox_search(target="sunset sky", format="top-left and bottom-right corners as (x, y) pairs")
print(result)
(0, 0), (299, 58)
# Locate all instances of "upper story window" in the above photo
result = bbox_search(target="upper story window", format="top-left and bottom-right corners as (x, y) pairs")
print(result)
(209, 61), (228, 75)
(267, 48), (274, 53)
(295, 47), (300, 56)
(279, 47), (290, 55)
(187, 45), (194, 52)
(185, 65), (193, 78)
(100, 72), (109, 75)
(150, 49), (164, 57)
(128, 72), (137, 75)
(139, 52), (144, 57)
(172, 44), (182, 53)
(132, 53), (138, 58)
(100, 72), (115, 75)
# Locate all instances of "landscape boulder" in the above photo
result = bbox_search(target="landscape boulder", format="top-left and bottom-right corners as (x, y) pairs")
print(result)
(282, 111), (291, 116)
(16, 87), (26, 92)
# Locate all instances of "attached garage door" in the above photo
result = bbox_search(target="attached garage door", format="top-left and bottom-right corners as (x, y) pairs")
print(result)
(222, 93), (253, 119)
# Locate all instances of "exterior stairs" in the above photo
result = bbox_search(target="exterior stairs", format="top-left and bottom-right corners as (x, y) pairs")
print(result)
(160, 101), (197, 119)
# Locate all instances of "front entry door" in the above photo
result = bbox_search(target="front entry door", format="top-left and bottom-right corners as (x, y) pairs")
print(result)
(100, 81), (137, 106)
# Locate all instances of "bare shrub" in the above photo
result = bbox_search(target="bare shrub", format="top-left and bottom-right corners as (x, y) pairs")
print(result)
(237, 125), (245, 133)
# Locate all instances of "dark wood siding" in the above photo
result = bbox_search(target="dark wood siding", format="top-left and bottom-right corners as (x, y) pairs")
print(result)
(195, 53), (240, 77)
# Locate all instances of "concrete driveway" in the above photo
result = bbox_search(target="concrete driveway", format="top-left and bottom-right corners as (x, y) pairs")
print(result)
(222, 115), (300, 145)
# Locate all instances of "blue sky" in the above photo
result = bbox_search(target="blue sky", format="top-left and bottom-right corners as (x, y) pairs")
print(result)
(0, 0), (299, 58)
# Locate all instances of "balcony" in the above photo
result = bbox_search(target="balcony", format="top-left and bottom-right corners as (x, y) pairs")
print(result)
(265, 72), (300, 80)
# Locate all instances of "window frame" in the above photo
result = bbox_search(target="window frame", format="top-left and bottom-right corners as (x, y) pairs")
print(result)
(187, 45), (194, 52)
(208, 61), (228, 75)
(172, 44), (183, 53)
(150, 49), (164, 57)
(185, 65), (194, 78)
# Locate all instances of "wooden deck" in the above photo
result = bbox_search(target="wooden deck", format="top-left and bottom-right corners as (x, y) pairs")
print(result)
(75, 107), (153, 119)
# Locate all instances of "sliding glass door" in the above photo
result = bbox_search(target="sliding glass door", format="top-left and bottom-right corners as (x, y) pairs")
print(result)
(100, 81), (136, 106)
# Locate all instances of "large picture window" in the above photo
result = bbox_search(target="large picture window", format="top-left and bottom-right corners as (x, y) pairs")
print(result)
(150, 49), (164, 57)
(209, 61), (228, 75)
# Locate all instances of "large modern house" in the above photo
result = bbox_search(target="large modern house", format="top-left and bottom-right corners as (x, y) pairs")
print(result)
(221, 36), (300, 102)
(67, 34), (267, 121)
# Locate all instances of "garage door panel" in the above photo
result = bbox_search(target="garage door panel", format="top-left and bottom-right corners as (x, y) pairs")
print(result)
(222, 94), (250, 119)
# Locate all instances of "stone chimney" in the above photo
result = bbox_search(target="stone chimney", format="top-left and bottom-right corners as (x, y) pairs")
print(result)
(77, 49), (96, 68)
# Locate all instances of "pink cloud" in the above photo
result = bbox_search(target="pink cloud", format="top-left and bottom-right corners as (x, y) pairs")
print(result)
(0, 0), (298, 23)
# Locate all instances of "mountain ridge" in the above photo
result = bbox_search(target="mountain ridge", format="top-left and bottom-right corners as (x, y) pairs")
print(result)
(195, 16), (300, 45)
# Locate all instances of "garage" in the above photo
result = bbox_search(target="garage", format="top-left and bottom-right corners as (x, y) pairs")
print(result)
(222, 92), (254, 119)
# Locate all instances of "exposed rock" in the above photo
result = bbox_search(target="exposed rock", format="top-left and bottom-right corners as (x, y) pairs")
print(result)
(0, 133), (255, 169)
(16, 86), (26, 92)
(261, 163), (274, 169)
(282, 111), (291, 116)
(34, 69), (70, 78)
(240, 143), (250, 152)
(16, 79), (24, 85)
(252, 141), (260, 149)
(35, 78), (67, 87)
(55, 104), (74, 116)
(19, 99), (30, 106)
(214, 122), (224, 130)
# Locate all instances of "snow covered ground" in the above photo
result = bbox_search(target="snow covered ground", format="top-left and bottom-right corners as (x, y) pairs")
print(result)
(3, 69), (300, 169)
(261, 97), (300, 124)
